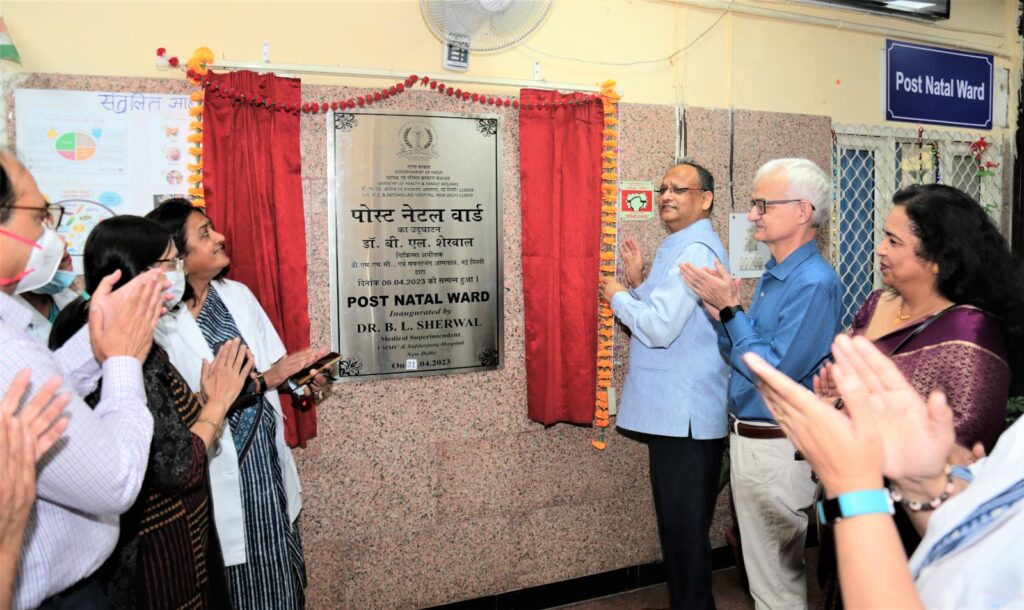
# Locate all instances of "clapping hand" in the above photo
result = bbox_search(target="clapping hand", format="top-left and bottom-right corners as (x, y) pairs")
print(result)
(679, 259), (740, 320)
(813, 361), (840, 403)
(742, 342), (885, 497)
(0, 370), (70, 557)
(830, 335), (954, 484)
(199, 338), (255, 415)
(88, 269), (169, 363)
(620, 239), (644, 288)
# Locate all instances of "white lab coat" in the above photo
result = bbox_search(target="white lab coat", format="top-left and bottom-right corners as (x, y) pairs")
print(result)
(154, 279), (302, 566)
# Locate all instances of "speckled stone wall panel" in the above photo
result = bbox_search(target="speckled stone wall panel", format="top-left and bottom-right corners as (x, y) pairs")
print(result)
(298, 86), (663, 609)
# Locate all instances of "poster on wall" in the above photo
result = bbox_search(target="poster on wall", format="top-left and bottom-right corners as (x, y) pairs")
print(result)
(14, 88), (192, 268)
(328, 110), (504, 381)
(618, 180), (656, 221)
(728, 213), (771, 279)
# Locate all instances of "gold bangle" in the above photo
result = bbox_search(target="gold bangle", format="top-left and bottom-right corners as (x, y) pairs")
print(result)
(196, 417), (222, 437)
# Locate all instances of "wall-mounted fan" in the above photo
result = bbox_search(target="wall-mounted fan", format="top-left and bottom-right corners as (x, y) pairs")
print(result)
(420, 0), (552, 71)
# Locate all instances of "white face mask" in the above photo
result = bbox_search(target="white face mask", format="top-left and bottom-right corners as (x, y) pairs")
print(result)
(14, 227), (65, 295)
(164, 270), (186, 309)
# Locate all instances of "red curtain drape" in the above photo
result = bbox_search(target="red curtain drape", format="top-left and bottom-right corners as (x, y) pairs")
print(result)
(202, 70), (316, 447)
(519, 89), (604, 425)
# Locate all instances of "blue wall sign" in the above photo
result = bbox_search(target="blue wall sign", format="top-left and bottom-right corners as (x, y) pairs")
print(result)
(886, 40), (993, 130)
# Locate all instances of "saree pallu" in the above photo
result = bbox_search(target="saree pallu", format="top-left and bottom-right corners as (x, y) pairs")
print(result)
(851, 290), (1010, 451)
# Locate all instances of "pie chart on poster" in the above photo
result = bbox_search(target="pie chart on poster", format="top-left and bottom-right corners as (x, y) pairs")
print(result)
(54, 199), (117, 257)
(54, 132), (98, 162)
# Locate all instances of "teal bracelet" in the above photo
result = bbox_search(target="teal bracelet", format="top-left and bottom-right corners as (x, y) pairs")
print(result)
(817, 488), (894, 525)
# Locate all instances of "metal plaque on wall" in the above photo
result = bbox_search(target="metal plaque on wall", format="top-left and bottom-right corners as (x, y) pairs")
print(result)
(327, 110), (504, 381)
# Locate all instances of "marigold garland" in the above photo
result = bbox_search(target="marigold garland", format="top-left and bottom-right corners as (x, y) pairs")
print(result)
(183, 47), (212, 208)
(593, 79), (620, 451)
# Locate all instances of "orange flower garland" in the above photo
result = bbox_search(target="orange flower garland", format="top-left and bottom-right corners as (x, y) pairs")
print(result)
(184, 47), (213, 207)
(592, 79), (620, 451)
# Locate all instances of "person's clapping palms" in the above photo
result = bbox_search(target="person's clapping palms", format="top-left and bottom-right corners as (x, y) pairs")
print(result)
(830, 335), (955, 484)
(741, 335), (955, 496)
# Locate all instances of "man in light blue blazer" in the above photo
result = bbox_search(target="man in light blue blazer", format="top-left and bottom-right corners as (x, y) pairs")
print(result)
(600, 161), (730, 610)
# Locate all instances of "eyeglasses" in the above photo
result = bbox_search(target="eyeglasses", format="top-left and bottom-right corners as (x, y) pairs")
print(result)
(657, 186), (707, 196)
(153, 257), (184, 274)
(7, 203), (65, 229)
(749, 198), (815, 215)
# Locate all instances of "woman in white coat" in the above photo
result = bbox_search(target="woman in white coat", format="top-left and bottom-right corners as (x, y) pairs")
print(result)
(148, 198), (326, 610)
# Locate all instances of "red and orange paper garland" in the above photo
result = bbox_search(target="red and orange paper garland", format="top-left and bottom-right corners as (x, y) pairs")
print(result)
(592, 80), (620, 451)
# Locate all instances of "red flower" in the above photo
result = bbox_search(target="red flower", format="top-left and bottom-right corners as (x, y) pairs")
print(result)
(429, 81), (438, 90)
(410, 75), (419, 83)
(396, 83), (405, 93)
(389, 86), (397, 95)
(472, 93), (479, 102)
(168, 57), (180, 68)
(985, 161), (999, 168)
(512, 100), (519, 108)
(156, 47), (166, 56)
(969, 136), (990, 155)
(331, 101), (338, 110)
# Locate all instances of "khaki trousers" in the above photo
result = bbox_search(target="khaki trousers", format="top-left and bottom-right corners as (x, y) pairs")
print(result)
(730, 430), (817, 610)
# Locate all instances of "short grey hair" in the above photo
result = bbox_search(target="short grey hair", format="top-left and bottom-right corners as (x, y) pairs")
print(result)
(753, 158), (832, 227)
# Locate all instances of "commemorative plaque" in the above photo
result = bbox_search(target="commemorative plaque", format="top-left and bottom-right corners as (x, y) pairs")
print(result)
(327, 110), (504, 380)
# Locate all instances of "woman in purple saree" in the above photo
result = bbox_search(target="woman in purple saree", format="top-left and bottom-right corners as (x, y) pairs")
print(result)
(817, 183), (1023, 609)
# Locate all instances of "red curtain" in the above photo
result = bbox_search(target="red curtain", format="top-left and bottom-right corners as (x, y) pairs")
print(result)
(519, 89), (604, 425)
(202, 70), (316, 447)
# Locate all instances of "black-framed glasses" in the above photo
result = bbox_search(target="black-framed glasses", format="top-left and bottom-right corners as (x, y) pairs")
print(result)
(749, 198), (815, 215)
(6, 203), (65, 229)
(657, 186), (707, 196)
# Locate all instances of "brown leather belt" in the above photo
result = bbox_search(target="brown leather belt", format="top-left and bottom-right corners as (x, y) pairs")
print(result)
(730, 417), (787, 440)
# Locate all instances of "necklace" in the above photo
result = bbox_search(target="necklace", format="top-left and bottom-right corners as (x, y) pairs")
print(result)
(893, 301), (911, 326)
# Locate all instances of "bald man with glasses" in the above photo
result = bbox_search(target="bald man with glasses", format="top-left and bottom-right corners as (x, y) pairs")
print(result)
(681, 158), (842, 610)
(600, 160), (729, 610)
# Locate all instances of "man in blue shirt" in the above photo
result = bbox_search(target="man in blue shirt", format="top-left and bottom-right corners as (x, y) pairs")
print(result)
(600, 161), (729, 610)
(681, 158), (842, 610)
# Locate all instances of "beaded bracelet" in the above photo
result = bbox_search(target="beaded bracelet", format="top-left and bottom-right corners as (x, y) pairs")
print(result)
(888, 464), (954, 511)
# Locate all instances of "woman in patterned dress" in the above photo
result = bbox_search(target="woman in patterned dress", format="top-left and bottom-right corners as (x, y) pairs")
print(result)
(148, 199), (326, 610)
(49, 216), (253, 609)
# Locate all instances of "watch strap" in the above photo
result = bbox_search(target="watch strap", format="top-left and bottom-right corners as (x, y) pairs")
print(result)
(719, 304), (744, 324)
(817, 489), (894, 525)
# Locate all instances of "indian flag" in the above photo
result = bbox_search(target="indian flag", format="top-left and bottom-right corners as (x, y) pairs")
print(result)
(0, 18), (20, 62)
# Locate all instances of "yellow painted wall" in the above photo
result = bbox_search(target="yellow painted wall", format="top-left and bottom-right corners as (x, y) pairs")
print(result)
(2, 0), (1020, 134)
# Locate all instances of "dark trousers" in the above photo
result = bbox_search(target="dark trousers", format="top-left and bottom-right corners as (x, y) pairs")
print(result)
(37, 572), (109, 610)
(648, 433), (724, 610)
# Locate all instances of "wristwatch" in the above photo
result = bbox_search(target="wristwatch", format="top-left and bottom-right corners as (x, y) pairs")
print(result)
(816, 489), (894, 525)
(719, 304), (744, 324)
